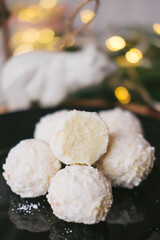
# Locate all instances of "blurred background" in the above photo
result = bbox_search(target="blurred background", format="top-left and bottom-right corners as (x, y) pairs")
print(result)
(0, 0), (160, 117)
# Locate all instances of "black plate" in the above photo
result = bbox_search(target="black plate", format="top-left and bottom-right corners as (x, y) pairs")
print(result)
(0, 107), (160, 240)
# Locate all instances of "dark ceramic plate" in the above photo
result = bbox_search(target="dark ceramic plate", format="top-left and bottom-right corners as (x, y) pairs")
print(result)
(0, 107), (160, 240)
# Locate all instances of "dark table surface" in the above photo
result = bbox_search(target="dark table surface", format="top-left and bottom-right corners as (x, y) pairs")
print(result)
(0, 107), (160, 240)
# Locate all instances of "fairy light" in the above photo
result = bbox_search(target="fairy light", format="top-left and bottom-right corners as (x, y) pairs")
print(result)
(115, 86), (131, 104)
(13, 44), (34, 56)
(125, 48), (143, 64)
(38, 29), (54, 44)
(153, 23), (160, 35)
(10, 31), (24, 48)
(42, 37), (61, 51)
(80, 10), (95, 24)
(106, 36), (126, 51)
(22, 29), (40, 43)
(17, 5), (44, 23)
(39, 0), (57, 9)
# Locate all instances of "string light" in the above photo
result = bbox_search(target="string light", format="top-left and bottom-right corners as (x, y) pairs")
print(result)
(22, 29), (40, 43)
(125, 48), (143, 64)
(10, 31), (23, 48)
(18, 5), (44, 23)
(13, 44), (34, 56)
(115, 86), (131, 104)
(116, 56), (132, 67)
(106, 36), (126, 51)
(39, 0), (57, 9)
(153, 23), (160, 35)
(38, 29), (54, 44)
(80, 10), (95, 24)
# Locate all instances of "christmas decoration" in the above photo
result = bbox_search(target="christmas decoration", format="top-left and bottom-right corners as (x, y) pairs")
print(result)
(1, 44), (116, 110)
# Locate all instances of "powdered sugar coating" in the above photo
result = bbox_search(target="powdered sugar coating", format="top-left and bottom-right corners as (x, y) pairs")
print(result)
(96, 131), (155, 188)
(49, 110), (109, 165)
(99, 108), (143, 134)
(47, 165), (113, 224)
(34, 110), (68, 143)
(3, 139), (61, 198)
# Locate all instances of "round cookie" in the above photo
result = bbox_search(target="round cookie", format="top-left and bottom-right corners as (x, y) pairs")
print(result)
(3, 139), (61, 198)
(99, 108), (143, 134)
(34, 110), (68, 143)
(47, 165), (113, 224)
(49, 110), (109, 165)
(96, 131), (155, 188)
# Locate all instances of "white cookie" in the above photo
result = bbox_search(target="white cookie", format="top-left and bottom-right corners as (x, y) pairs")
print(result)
(3, 139), (61, 198)
(47, 165), (113, 224)
(96, 131), (155, 188)
(99, 108), (143, 134)
(49, 110), (109, 165)
(34, 110), (68, 143)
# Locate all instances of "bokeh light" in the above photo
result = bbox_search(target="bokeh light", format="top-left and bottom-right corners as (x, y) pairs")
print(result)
(153, 23), (160, 35)
(115, 86), (131, 104)
(106, 36), (126, 51)
(116, 56), (133, 67)
(125, 48), (143, 64)
(10, 31), (24, 48)
(13, 44), (34, 56)
(17, 5), (44, 23)
(39, 0), (57, 9)
(22, 29), (40, 43)
(38, 29), (54, 44)
(46, 37), (61, 50)
(80, 10), (95, 24)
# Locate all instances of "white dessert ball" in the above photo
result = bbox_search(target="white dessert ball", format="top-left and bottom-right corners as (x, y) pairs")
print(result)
(34, 110), (68, 143)
(96, 131), (155, 188)
(47, 165), (113, 224)
(99, 108), (143, 134)
(49, 110), (109, 165)
(3, 139), (61, 198)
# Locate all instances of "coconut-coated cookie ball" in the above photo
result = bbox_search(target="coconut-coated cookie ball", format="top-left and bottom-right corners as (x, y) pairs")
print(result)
(49, 110), (109, 165)
(47, 165), (113, 224)
(34, 110), (68, 143)
(99, 108), (143, 134)
(3, 139), (61, 198)
(96, 131), (155, 188)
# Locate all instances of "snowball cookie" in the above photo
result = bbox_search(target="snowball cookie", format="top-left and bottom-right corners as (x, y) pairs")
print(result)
(96, 131), (155, 188)
(47, 165), (113, 224)
(3, 139), (61, 198)
(99, 108), (143, 134)
(34, 110), (68, 143)
(49, 110), (109, 165)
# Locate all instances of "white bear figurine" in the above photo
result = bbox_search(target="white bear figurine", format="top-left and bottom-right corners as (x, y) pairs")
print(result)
(1, 45), (117, 110)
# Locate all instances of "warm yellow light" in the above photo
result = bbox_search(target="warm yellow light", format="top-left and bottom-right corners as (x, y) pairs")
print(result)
(17, 5), (44, 23)
(80, 10), (95, 24)
(106, 36), (126, 51)
(10, 31), (24, 48)
(13, 44), (34, 56)
(22, 29), (40, 43)
(39, 0), (57, 9)
(38, 29), (54, 44)
(125, 48), (143, 64)
(43, 37), (61, 51)
(153, 23), (160, 35)
(115, 86), (131, 104)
